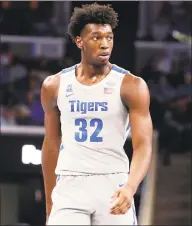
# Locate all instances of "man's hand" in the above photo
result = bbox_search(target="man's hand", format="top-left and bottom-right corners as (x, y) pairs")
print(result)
(110, 185), (134, 215)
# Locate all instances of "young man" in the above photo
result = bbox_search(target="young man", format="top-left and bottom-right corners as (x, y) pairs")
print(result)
(41, 3), (152, 225)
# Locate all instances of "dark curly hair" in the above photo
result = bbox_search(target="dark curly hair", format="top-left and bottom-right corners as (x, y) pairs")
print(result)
(68, 3), (118, 41)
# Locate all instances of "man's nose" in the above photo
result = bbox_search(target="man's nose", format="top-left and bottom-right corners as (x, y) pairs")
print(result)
(100, 38), (109, 49)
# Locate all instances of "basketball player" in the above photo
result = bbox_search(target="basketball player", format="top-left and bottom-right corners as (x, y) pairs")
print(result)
(41, 3), (152, 225)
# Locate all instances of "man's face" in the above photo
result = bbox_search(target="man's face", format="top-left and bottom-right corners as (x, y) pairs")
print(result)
(75, 24), (114, 66)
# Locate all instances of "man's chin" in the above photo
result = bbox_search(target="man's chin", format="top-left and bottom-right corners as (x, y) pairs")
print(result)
(95, 59), (110, 66)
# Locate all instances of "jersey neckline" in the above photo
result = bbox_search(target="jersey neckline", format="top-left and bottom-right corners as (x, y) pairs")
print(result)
(73, 63), (115, 89)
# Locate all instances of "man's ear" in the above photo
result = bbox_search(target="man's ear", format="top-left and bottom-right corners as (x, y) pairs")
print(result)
(75, 36), (83, 49)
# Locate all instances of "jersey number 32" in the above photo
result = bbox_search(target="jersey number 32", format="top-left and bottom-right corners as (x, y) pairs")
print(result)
(75, 118), (103, 142)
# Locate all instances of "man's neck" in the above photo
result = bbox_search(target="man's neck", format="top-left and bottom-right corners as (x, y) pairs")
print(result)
(77, 60), (112, 79)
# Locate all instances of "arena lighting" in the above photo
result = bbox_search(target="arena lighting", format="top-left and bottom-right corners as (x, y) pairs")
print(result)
(21, 144), (42, 165)
(172, 30), (191, 45)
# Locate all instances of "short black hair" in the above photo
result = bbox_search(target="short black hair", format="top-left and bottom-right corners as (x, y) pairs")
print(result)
(68, 3), (118, 41)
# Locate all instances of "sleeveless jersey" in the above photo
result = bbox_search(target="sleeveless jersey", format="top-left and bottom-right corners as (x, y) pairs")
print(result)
(55, 64), (130, 175)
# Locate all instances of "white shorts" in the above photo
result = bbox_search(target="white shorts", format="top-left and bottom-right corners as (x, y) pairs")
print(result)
(47, 173), (137, 225)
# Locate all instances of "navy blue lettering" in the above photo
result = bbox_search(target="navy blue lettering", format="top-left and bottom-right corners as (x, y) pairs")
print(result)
(95, 102), (100, 111)
(69, 100), (108, 114)
(101, 102), (108, 111)
(81, 102), (87, 114)
(77, 100), (80, 111)
(69, 100), (76, 112)
(88, 102), (94, 111)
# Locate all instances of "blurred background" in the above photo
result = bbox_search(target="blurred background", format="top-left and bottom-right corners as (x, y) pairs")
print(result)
(0, 1), (191, 225)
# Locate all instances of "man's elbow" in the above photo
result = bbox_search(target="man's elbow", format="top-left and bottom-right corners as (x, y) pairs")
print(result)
(134, 137), (152, 156)
(42, 135), (61, 152)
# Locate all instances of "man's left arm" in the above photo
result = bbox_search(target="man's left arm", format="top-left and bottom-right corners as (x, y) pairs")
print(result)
(110, 75), (153, 215)
(123, 75), (153, 194)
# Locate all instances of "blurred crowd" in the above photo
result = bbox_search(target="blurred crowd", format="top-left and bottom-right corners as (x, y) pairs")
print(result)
(1, 1), (191, 41)
(0, 1), (65, 36)
(140, 50), (191, 161)
(0, 45), (74, 126)
(137, 1), (191, 42)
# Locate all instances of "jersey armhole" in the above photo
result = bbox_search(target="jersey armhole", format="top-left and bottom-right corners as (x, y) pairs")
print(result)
(57, 72), (62, 111)
(120, 73), (129, 113)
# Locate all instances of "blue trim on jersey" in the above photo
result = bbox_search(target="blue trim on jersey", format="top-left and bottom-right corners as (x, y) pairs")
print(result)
(60, 144), (64, 151)
(124, 123), (130, 141)
(132, 204), (137, 225)
(61, 64), (128, 75)
(112, 64), (128, 74)
(61, 64), (76, 74)
(126, 123), (130, 131)
(56, 175), (60, 183)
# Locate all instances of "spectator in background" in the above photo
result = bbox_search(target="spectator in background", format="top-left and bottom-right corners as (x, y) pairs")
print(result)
(160, 92), (191, 165)
(0, 60), (10, 86)
(0, 44), (12, 88)
(14, 74), (42, 125)
(14, 105), (31, 125)
(30, 95), (44, 125)
(24, 74), (43, 125)
(151, 15), (171, 42)
(155, 51), (172, 75)
(176, 71), (192, 98)
(178, 52), (191, 73)
(9, 56), (28, 94)
(140, 54), (162, 83)
(9, 56), (27, 83)
(150, 75), (176, 104)
(30, 57), (50, 82)
(1, 106), (16, 126)
(149, 75), (176, 129)
(140, 51), (172, 84)
(168, 54), (184, 87)
(27, 73), (41, 99)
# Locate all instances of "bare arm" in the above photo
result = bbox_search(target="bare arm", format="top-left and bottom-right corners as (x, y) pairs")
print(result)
(41, 74), (61, 217)
(121, 74), (153, 195)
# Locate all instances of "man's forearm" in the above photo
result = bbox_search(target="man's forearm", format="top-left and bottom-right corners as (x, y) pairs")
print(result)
(125, 146), (152, 195)
(42, 136), (61, 216)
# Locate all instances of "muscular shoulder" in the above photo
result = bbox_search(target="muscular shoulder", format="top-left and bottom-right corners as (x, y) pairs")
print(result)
(121, 72), (150, 108)
(42, 73), (61, 99)
(41, 73), (61, 112)
(122, 72), (148, 91)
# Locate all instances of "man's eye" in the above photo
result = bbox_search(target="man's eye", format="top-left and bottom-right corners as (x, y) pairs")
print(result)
(93, 37), (99, 41)
(108, 36), (113, 41)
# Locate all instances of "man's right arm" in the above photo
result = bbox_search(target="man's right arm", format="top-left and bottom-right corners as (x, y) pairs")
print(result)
(41, 74), (61, 218)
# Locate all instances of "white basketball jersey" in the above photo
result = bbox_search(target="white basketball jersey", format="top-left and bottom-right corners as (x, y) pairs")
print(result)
(55, 64), (130, 175)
